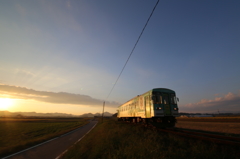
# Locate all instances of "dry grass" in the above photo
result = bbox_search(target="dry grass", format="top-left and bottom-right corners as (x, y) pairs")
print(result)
(0, 117), (90, 157)
(61, 118), (240, 159)
(176, 121), (240, 134)
(177, 116), (240, 121)
(176, 117), (240, 135)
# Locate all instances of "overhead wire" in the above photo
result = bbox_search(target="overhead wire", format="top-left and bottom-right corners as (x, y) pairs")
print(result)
(105, 0), (160, 101)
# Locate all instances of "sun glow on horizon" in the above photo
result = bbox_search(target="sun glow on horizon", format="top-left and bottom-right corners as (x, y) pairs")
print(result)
(0, 98), (15, 110)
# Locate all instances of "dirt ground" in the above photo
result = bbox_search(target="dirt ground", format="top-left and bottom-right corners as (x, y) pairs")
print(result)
(175, 120), (240, 135)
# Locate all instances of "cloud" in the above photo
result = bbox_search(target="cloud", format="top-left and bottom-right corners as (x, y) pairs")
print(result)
(14, 69), (36, 79)
(0, 84), (119, 107)
(66, 0), (71, 8)
(180, 92), (240, 113)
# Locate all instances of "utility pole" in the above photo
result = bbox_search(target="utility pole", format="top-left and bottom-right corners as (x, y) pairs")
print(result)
(102, 101), (105, 123)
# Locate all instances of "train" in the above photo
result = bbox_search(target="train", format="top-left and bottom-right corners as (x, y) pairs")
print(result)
(117, 88), (179, 127)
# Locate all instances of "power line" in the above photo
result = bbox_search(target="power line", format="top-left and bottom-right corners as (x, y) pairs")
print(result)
(105, 0), (160, 100)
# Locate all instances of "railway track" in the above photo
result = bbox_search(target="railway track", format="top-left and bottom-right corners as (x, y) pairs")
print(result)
(157, 127), (240, 146)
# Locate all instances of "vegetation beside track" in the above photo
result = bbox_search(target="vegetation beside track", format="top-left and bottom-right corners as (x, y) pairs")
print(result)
(61, 118), (240, 159)
(0, 117), (90, 157)
(177, 116), (240, 122)
(176, 117), (240, 136)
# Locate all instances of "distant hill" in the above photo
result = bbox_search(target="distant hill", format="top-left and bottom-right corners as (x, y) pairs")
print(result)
(0, 111), (76, 117)
(79, 112), (113, 117)
(0, 111), (113, 118)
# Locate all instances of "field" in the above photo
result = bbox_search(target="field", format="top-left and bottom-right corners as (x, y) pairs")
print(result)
(61, 118), (240, 159)
(176, 117), (240, 136)
(0, 117), (90, 157)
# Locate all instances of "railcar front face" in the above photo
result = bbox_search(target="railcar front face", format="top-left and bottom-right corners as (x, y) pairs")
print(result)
(152, 90), (179, 117)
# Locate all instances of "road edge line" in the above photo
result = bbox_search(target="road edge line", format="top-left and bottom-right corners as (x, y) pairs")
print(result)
(55, 121), (98, 159)
(2, 122), (90, 159)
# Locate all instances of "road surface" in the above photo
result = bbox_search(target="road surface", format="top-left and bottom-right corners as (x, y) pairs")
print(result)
(4, 120), (98, 159)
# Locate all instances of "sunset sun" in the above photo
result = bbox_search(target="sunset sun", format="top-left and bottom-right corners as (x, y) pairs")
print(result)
(0, 98), (14, 110)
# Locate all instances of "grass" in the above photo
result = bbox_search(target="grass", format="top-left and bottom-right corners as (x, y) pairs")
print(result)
(176, 117), (240, 136)
(177, 116), (240, 121)
(0, 117), (90, 157)
(61, 118), (240, 159)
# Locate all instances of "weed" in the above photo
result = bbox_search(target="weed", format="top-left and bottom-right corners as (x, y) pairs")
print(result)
(62, 118), (240, 159)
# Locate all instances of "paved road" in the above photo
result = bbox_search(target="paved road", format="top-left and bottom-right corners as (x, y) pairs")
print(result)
(4, 120), (98, 159)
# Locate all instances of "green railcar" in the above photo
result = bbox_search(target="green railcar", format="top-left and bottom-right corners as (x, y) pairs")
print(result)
(117, 88), (179, 127)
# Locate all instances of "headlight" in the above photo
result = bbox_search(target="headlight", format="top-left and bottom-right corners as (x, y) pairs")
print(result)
(174, 108), (178, 111)
(156, 107), (162, 110)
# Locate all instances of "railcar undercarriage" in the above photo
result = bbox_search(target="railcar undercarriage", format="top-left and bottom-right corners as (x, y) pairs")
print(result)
(118, 116), (176, 128)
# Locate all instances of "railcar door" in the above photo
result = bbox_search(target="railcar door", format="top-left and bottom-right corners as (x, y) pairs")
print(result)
(162, 93), (171, 115)
(145, 96), (151, 118)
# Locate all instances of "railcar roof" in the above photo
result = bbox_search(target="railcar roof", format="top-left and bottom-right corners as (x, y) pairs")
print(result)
(152, 88), (174, 92)
(117, 88), (176, 107)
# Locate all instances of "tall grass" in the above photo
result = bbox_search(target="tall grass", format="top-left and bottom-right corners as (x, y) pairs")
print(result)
(177, 116), (240, 121)
(62, 118), (240, 159)
(0, 118), (89, 157)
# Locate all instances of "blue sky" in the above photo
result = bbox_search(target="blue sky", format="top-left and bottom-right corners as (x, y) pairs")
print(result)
(0, 0), (240, 115)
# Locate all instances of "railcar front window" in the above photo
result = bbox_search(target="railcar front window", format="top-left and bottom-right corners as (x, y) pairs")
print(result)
(163, 94), (169, 104)
(152, 95), (156, 103)
(170, 94), (177, 104)
(159, 95), (162, 104)
(153, 92), (163, 104)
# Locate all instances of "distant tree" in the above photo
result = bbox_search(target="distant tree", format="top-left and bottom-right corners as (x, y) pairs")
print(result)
(16, 114), (24, 118)
(112, 113), (117, 117)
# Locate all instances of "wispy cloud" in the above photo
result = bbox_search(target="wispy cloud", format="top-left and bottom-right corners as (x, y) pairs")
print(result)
(14, 69), (36, 78)
(66, 0), (71, 8)
(0, 84), (119, 107)
(180, 92), (240, 113)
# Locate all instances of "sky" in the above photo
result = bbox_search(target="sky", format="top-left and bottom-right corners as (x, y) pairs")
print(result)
(0, 0), (240, 115)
